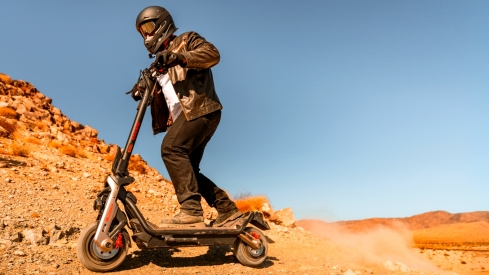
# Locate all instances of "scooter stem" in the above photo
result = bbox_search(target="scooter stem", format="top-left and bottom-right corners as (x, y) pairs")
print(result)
(121, 71), (156, 160)
(113, 69), (157, 177)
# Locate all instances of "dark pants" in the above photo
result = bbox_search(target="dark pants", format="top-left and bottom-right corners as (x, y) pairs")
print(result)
(161, 110), (237, 216)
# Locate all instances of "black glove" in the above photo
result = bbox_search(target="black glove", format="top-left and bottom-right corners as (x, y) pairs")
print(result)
(130, 82), (143, 101)
(156, 51), (186, 68)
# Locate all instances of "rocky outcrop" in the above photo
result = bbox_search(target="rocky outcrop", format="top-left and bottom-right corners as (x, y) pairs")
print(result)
(273, 208), (296, 227)
(0, 73), (108, 152)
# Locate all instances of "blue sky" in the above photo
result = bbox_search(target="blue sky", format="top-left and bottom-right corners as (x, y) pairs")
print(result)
(1, 1), (488, 221)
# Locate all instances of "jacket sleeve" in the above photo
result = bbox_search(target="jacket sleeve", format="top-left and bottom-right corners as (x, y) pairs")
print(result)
(180, 32), (220, 69)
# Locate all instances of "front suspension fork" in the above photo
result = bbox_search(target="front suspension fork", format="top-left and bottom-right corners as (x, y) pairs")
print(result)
(93, 175), (127, 252)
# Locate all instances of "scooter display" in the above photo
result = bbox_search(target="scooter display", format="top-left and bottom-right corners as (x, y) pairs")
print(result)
(76, 65), (270, 272)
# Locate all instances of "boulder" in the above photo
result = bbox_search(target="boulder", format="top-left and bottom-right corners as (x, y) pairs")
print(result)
(72, 121), (83, 131)
(23, 228), (47, 246)
(36, 92), (46, 100)
(22, 111), (38, 121)
(15, 103), (28, 115)
(51, 107), (61, 116)
(47, 224), (63, 244)
(63, 120), (74, 132)
(274, 208), (296, 227)
(383, 260), (411, 272)
(56, 131), (71, 145)
(83, 125), (98, 138)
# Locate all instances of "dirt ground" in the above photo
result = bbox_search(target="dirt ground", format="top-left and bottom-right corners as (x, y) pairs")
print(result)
(417, 248), (489, 275)
(0, 142), (454, 275)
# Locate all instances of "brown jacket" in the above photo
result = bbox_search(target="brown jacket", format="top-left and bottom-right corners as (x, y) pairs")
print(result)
(151, 31), (222, 134)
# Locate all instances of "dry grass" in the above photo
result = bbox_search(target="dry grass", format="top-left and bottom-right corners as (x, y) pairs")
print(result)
(9, 131), (23, 141)
(104, 153), (115, 162)
(77, 149), (91, 159)
(0, 118), (16, 137)
(0, 107), (18, 119)
(56, 144), (92, 159)
(48, 140), (62, 149)
(80, 137), (99, 147)
(128, 154), (147, 174)
(10, 142), (31, 157)
(0, 73), (12, 84)
(234, 194), (270, 213)
(59, 145), (77, 157)
(413, 222), (489, 249)
(35, 121), (49, 132)
(25, 137), (41, 145)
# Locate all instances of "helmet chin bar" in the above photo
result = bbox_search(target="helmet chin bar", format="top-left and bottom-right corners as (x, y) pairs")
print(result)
(149, 24), (175, 54)
(136, 6), (178, 55)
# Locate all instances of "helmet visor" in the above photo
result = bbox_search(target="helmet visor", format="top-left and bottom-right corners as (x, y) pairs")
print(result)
(139, 20), (156, 37)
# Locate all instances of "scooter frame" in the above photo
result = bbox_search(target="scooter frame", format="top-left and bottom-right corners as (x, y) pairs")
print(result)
(77, 66), (270, 272)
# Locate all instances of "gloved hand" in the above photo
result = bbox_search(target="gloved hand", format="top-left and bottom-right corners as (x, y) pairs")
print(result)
(130, 82), (143, 101)
(156, 51), (186, 68)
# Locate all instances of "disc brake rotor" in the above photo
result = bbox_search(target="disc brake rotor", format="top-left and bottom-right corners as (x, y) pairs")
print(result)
(92, 242), (120, 260)
(247, 241), (264, 257)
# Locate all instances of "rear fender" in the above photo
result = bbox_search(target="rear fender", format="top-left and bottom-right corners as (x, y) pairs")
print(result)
(250, 211), (270, 231)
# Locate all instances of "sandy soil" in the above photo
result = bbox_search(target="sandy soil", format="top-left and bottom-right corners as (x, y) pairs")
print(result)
(417, 248), (489, 275)
(0, 142), (452, 275)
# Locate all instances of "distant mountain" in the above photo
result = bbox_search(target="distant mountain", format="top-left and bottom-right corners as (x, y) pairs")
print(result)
(297, 210), (489, 232)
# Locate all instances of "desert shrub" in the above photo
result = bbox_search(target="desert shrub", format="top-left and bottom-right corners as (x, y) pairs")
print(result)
(59, 145), (77, 157)
(104, 153), (115, 162)
(10, 131), (23, 141)
(48, 140), (62, 149)
(128, 154), (147, 174)
(0, 107), (18, 119)
(25, 137), (41, 145)
(234, 194), (270, 213)
(10, 142), (31, 157)
(77, 149), (90, 159)
(0, 147), (9, 155)
(99, 143), (109, 154)
(0, 118), (16, 137)
(35, 121), (49, 132)
(0, 73), (12, 84)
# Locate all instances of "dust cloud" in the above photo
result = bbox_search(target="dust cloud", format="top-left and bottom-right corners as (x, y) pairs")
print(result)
(303, 222), (440, 272)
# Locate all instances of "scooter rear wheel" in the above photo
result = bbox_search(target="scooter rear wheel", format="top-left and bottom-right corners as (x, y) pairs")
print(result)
(234, 227), (268, 267)
(76, 222), (129, 272)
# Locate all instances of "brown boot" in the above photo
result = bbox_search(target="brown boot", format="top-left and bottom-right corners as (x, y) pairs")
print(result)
(160, 212), (205, 227)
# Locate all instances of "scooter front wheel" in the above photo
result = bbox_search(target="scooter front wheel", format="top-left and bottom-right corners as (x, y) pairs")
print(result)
(234, 227), (268, 267)
(76, 222), (129, 272)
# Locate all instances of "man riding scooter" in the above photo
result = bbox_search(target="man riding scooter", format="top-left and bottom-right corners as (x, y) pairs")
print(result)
(134, 6), (242, 227)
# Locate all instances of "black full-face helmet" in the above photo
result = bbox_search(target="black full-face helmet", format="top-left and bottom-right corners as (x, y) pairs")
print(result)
(136, 6), (178, 54)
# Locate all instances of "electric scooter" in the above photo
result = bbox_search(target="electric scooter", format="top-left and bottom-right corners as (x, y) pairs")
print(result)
(76, 65), (270, 272)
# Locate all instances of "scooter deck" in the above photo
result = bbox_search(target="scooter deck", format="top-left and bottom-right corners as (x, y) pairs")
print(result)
(131, 211), (255, 235)
(129, 211), (268, 248)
